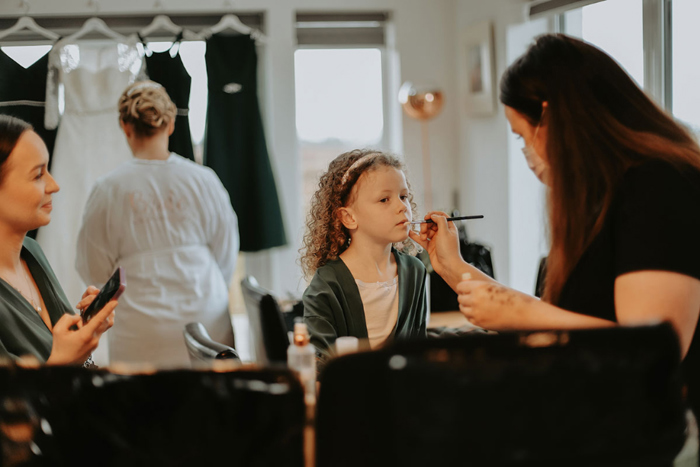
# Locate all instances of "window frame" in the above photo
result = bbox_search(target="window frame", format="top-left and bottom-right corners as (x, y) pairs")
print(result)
(293, 44), (392, 152)
(556, 0), (672, 110)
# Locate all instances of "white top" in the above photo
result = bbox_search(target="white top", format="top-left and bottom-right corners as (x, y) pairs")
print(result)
(355, 276), (399, 349)
(75, 154), (239, 368)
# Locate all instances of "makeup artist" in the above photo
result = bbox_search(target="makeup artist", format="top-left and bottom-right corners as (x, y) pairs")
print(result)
(76, 81), (239, 368)
(0, 115), (116, 366)
(410, 34), (700, 415)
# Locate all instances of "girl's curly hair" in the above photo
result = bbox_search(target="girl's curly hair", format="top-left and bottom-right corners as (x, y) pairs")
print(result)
(300, 149), (419, 279)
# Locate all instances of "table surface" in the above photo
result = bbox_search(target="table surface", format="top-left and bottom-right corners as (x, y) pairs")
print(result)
(428, 310), (472, 329)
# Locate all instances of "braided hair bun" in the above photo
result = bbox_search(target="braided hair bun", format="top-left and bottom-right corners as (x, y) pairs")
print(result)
(118, 81), (177, 137)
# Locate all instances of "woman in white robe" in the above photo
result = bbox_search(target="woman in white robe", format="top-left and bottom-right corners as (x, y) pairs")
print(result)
(76, 81), (239, 368)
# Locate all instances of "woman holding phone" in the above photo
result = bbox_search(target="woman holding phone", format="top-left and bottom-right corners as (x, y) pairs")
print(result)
(76, 81), (239, 368)
(410, 34), (700, 417)
(0, 115), (116, 366)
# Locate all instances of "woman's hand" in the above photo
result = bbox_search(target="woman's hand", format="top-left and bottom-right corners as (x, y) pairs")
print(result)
(456, 275), (534, 330)
(75, 286), (115, 335)
(46, 287), (117, 365)
(408, 212), (463, 279)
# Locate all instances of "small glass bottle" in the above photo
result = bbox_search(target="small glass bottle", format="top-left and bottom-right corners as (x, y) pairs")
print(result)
(287, 319), (316, 404)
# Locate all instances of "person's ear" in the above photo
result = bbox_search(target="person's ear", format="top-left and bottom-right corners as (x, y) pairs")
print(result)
(120, 120), (133, 139)
(540, 101), (549, 125)
(166, 119), (175, 137)
(338, 207), (357, 230)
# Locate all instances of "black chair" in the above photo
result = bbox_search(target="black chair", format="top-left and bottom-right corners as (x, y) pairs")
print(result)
(0, 365), (306, 466)
(316, 324), (687, 467)
(241, 276), (289, 365)
(183, 322), (240, 368)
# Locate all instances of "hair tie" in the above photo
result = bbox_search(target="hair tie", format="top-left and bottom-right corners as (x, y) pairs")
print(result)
(127, 82), (163, 96)
(341, 153), (378, 185)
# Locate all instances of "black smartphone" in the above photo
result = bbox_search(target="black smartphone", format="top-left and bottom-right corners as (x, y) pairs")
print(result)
(81, 267), (126, 324)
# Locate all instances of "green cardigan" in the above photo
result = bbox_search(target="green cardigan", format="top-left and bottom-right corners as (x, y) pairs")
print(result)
(0, 237), (74, 362)
(303, 250), (427, 365)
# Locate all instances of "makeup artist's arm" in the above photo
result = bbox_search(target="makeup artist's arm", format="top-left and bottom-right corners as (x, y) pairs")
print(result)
(408, 213), (610, 329)
(455, 271), (700, 357)
(408, 212), (497, 290)
(455, 279), (614, 332)
(411, 217), (700, 355)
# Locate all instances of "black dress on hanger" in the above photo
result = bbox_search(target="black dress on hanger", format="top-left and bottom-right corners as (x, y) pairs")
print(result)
(204, 34), (286, 252)
(0, 46), (59, 239)
(140, 32), (195, 161)
(0, 48), (58, 165)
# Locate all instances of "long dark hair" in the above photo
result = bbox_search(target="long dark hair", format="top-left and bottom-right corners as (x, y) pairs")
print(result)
(500, 34), (700, 304)
(0, 115), (33, 178)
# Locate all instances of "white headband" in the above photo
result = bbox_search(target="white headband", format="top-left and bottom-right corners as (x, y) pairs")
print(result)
(341, 153), (379, 185)
(127, 82), (163, 96)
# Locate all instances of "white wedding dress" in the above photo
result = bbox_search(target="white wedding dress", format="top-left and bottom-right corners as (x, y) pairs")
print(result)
(38, 37), (143, 309)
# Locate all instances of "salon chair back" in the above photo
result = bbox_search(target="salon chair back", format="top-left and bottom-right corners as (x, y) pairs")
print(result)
(183, 322), (240, 368)
(316, 324), (687, 467)
(241, 276), (289, 365)
(0, 365), (305, 466)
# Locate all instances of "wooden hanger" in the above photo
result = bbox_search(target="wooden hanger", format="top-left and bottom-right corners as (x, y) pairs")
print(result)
(0, 16), (59, 41)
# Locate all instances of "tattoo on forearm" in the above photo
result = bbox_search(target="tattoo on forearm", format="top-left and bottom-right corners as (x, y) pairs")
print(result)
(486, 285), (533, 307)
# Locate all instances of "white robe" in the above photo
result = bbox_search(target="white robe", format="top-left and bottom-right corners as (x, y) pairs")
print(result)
(76, 154), (239, 368)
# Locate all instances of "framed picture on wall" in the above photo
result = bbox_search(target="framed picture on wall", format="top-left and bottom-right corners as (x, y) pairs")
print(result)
(461, 21), (496, 116)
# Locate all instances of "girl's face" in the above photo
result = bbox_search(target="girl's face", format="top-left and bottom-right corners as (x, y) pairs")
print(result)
(341, 166), (412, 245)
(0, 131), (59, 234)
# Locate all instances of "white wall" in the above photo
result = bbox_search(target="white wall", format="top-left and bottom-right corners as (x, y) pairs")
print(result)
(505, 18), (549, 294)
(0, 0), (460, 298)
(455, 0), (550, 291)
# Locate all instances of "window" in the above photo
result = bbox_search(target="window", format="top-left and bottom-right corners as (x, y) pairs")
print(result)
(294, 13), (390, 213)
(564, 0), (645, 88)
(672, 0), (700, 133)
(294, 48), (385, 210)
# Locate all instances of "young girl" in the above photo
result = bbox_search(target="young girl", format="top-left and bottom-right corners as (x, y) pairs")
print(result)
(300, 149), (428, 366)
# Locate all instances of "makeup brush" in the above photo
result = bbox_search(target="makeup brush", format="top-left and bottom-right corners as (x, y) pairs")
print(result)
(410, 215), (484, 225)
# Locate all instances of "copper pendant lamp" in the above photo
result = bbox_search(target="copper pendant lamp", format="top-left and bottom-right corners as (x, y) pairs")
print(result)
(398, 81), (444, 212)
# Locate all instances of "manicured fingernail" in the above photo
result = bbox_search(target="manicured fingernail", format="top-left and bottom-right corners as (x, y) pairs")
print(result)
(462, 273), (472, 281)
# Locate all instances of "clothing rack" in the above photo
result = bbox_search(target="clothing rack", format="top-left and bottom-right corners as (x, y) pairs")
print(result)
(0, 13), (265, 44)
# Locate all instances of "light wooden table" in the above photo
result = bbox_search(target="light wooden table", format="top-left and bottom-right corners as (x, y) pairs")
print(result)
(428, 310), (472, 329)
